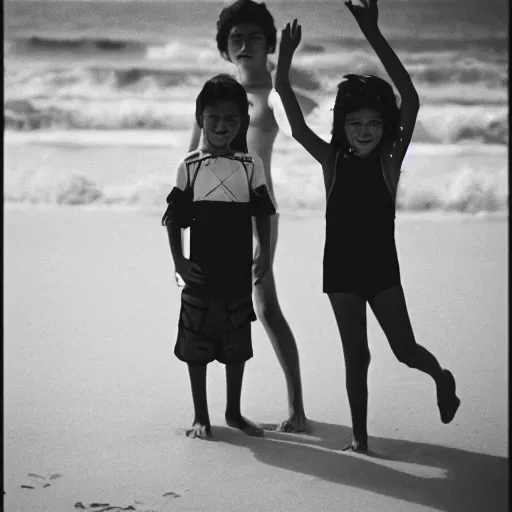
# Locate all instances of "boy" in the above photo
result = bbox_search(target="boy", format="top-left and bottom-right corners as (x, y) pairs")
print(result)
(165, 74), (276, 438)
(188, 0), (314, 433)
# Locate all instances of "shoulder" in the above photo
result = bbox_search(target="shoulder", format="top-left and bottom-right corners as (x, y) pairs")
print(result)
(233, 152), (262, 166)
(182, 150), (210, 165)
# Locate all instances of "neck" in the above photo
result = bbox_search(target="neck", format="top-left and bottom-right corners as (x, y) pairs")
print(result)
(200, 142), (234, 157)
(236, 63), (272, 89)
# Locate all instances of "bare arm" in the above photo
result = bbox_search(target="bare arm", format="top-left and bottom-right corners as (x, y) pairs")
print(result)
(254, 214), (271, 255)
(166, 221), (185, 267)
(275, 19), (330, 166)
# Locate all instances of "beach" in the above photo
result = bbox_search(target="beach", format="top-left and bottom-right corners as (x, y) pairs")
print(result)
(4, 205), (508, 512)
(4, 0), (508, 510)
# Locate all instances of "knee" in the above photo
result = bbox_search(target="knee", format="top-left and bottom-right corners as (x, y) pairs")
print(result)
(394, 342), (418, 367)
(254, 294), (280, 325)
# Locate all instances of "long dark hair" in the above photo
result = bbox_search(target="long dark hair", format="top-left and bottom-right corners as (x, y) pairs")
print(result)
(195, 74), (250, 153)
(331, 74), (400, 156)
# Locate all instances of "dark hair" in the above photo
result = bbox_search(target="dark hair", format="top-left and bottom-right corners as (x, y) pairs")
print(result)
(195, 74), (250, 153)
(216, 0), (277, 58)
(331, 74), (401, 155)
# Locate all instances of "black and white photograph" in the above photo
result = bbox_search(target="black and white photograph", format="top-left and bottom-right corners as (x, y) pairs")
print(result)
(4, 0), (508, 510)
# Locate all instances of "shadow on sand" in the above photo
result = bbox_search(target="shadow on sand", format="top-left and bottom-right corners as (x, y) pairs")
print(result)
(214, 420), (508, 512)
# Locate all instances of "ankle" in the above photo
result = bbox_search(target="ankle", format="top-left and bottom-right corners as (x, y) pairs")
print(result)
(193, 415), (211, 427)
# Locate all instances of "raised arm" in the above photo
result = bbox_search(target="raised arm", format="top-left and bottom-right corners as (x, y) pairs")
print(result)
(346, 0), (419, 161)
(274, 19), (330, 165)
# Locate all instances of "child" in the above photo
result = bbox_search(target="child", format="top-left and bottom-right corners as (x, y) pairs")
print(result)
(163, 74), (276, 439)
(275, 2), (460, 453)
(188, 0), (315, 433)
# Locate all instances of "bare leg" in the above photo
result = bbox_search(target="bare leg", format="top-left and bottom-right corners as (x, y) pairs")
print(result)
(369, 285), (460, 424)
(328, 293), (370, 453)
(225, 362), (264, 437)
(186, 364), (212, 439)
(253, 215), (308, 433)
(254, 273), (307, 432)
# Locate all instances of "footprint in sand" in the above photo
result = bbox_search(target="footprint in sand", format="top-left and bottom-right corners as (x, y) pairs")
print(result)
(23, 472), (62, 490)
(75, 502), (154, 512)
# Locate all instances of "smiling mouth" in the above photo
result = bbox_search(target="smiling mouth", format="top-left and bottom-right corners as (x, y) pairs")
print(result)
(237, 54), (252, 60)
(356, 139), (373, 144)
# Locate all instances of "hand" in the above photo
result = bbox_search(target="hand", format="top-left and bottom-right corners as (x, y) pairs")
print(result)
(253, 251), (271, 285)
(175, 258), (204, 286)
(278, 19), (302, 68)
(345, 0), (379, 33)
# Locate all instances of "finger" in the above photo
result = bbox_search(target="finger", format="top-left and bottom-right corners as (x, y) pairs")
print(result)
(292, 18), (298, 32)
(189, 269), (203, 279)
(361, 0), (369, 7)
(186, 275), (204, 285)
(297, 25), (302, 40)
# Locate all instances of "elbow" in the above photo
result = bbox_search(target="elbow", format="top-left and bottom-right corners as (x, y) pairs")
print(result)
(411, 92), (420, 110)
(404, 87), (420, 108)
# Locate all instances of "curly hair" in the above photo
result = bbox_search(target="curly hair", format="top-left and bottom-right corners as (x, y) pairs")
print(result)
(331, 74), (401, 155)
(195, 74), (250, 153)
(216, 0), (277, 57)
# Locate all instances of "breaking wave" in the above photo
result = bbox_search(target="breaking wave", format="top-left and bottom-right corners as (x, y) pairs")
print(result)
(4, 164), (507, 214)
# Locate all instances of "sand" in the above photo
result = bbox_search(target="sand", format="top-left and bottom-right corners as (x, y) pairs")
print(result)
(3, 206), (508, 512)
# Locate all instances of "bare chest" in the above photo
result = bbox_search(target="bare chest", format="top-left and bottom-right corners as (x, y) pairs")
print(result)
(247, 90), (278, 132)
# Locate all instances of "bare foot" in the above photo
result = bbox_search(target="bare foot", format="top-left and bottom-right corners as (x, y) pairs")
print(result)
(437, 370), (460, 424)
(225, 414), (264, 437)
(276, 412), (310, 433)
(342, 440), (368, 454)
(186, 422), (212, 440)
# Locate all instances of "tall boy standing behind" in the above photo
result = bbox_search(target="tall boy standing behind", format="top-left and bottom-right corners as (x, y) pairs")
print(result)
(189, 0), (314, 433)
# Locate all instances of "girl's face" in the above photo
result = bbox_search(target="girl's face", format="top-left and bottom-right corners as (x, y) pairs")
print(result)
(343, 108), (384, 157)
(201, 101), (242, 153)
(226, 22), (268, 69)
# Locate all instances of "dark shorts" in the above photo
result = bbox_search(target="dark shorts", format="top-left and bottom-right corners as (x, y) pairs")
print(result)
(174, 289), (256, 366)
(323, 241), (401, 302)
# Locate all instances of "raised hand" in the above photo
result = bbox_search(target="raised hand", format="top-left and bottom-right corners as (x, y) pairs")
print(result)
(345, 0), (379, 32)
(278, 19), (302, 68)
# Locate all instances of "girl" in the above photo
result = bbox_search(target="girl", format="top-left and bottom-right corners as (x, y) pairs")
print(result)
(163, 74), (275, 439)
(275, 1), (460, 453)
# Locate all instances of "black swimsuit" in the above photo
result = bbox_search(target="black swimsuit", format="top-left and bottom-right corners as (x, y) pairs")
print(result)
(323, 149), (401, 301)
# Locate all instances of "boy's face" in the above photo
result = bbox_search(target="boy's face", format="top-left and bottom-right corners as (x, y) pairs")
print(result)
(201, 101), (242, 151)
(226, 22), (268, 69)
(343, 108), (384, 157)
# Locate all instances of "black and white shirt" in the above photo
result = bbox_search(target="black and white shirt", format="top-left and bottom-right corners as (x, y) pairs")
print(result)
(169, 150), (276, 298)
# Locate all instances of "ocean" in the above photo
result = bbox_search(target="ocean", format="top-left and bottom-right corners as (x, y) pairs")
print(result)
(4, 0), (509, 214)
